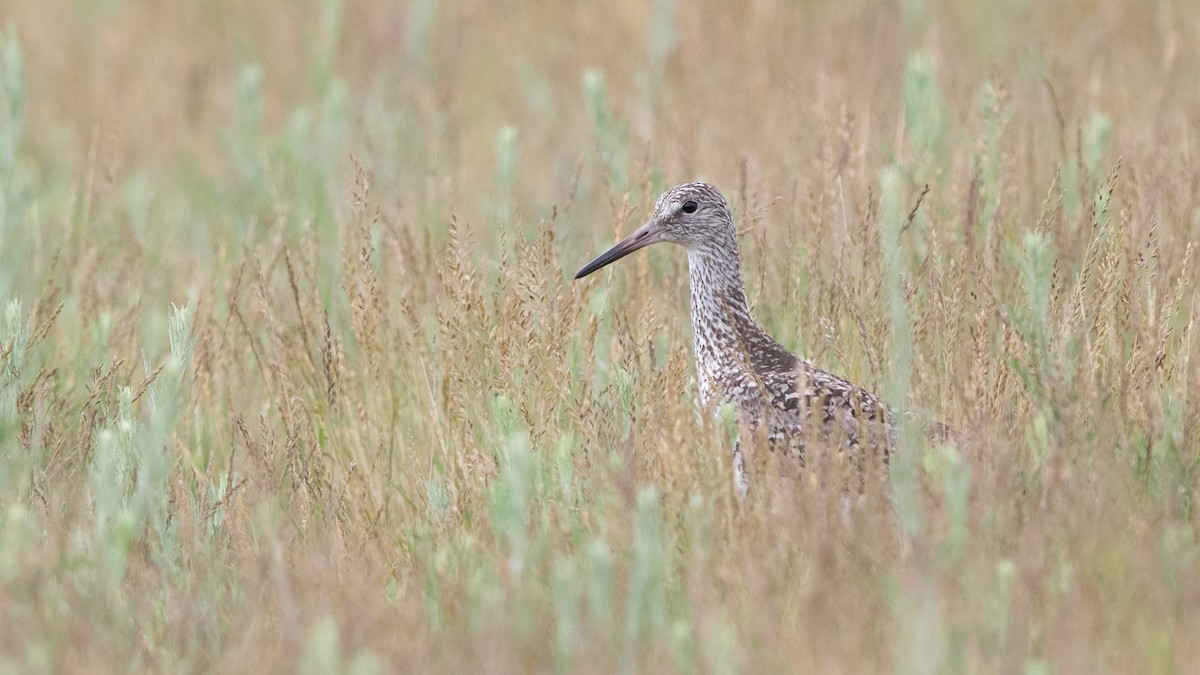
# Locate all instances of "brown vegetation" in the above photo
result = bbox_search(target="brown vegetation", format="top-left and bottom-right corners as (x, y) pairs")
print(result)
(0, 0), (1198, 672)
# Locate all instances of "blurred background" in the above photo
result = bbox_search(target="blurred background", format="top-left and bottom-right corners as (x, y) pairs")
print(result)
(3, 0), (1196, 259)
(1, 0), (1199, 672)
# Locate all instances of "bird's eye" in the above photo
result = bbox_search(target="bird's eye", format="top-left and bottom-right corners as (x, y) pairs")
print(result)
(681, 200), (698, 214)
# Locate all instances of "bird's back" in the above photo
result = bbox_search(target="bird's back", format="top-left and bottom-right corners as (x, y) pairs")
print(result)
(732, 334), (895, 463)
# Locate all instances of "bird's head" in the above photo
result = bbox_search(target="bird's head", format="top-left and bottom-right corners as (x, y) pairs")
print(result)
(574, 182), (735, 279)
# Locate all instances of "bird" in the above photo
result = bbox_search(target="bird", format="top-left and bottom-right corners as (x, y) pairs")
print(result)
(575, 182), (895, 495)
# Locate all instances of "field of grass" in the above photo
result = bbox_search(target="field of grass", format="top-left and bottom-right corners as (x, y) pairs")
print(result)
(1, 0), (1199, 671)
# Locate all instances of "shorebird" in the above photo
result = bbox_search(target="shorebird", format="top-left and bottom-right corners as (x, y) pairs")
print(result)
(575, 182), (895, 495)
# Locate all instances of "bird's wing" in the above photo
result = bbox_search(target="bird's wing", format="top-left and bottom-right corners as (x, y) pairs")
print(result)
(771, 362), (895, 454)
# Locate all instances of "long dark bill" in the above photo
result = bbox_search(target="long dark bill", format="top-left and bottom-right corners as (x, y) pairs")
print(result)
(574, 220), (663, 280)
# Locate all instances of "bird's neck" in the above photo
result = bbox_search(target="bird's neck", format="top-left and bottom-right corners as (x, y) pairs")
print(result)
(685, 242), (775, 405)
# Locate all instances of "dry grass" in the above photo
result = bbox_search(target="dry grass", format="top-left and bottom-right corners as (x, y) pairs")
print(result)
(1, 0), (1199, 672)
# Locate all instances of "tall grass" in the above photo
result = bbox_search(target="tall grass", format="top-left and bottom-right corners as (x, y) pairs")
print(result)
(1, 0), (1199, 672)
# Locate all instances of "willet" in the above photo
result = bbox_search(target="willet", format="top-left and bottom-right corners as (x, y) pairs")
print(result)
(575, 182), (894, 494)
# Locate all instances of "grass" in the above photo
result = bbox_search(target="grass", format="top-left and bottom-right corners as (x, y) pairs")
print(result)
(1, 0), (1199, 672)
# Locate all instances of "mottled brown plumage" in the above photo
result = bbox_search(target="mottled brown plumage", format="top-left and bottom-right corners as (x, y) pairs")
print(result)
(576, 182), (894, 494)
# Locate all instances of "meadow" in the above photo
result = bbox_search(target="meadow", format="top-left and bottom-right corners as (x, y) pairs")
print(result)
(1, 0), (1198, 672)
